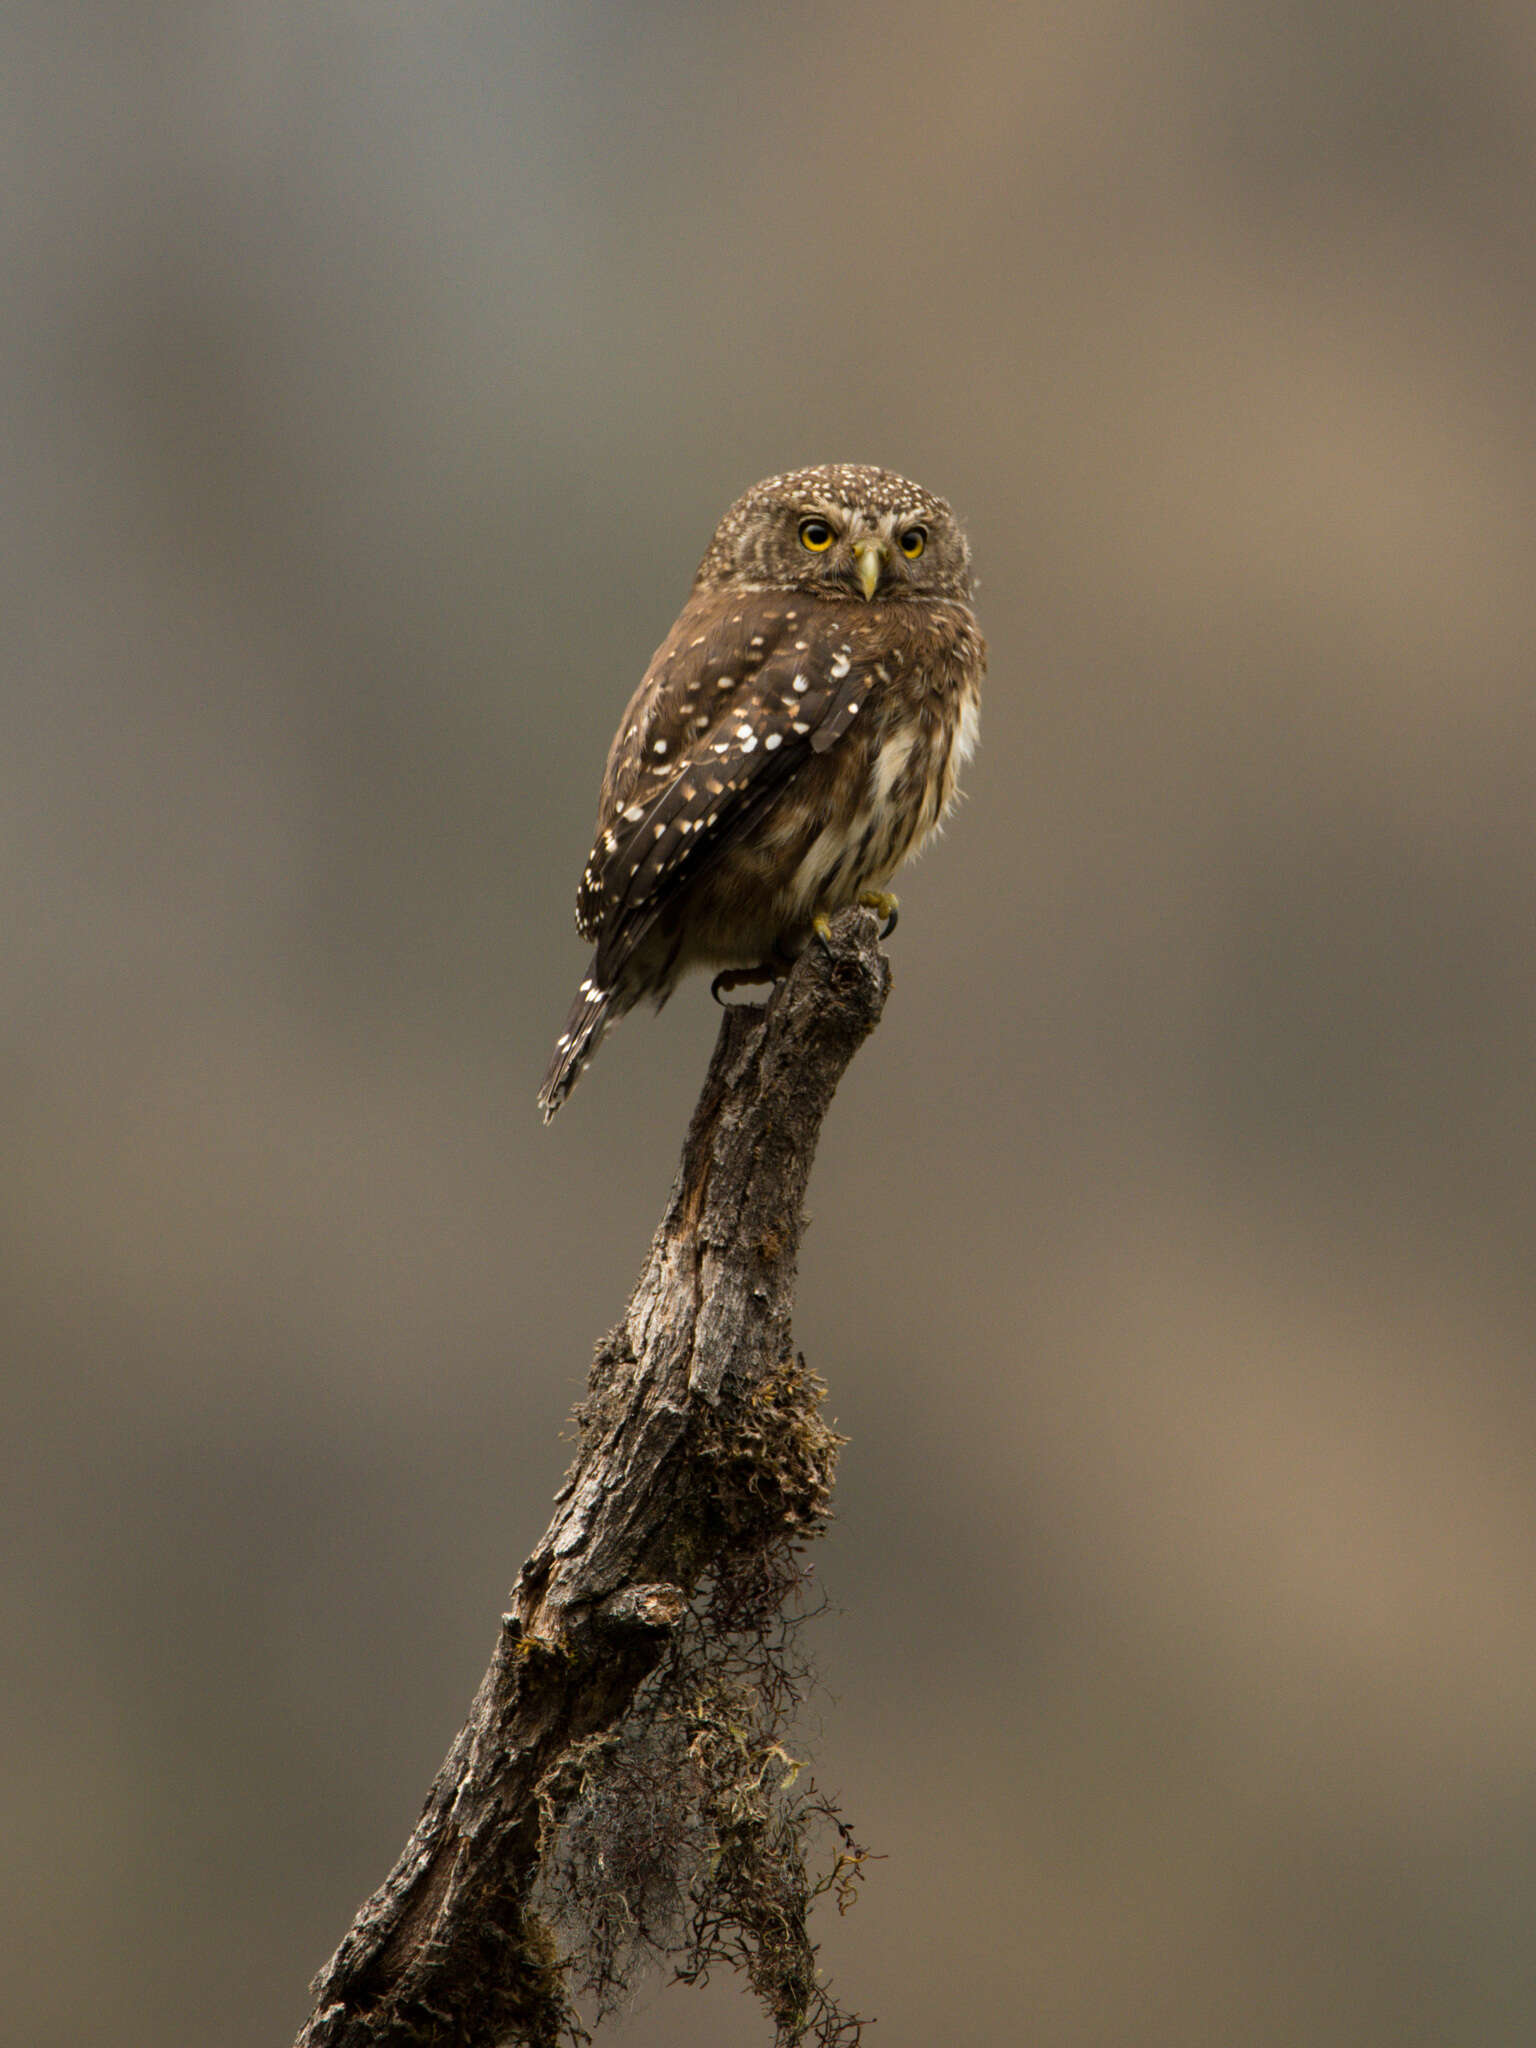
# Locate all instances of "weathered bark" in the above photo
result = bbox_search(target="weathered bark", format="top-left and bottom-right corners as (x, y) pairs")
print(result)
(296, 906), (891, 2048)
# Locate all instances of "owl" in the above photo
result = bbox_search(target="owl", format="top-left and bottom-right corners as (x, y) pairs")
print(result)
(538, 463), (985, 1119)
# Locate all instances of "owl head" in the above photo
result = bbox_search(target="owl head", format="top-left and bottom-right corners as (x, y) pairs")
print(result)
(695, 463), (974, 605)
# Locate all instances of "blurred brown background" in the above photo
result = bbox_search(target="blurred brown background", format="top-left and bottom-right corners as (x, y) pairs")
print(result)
(5, 4), (1536, 2043)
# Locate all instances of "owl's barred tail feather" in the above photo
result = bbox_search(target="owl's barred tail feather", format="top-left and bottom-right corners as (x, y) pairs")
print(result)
(538, 965), (624, 1120)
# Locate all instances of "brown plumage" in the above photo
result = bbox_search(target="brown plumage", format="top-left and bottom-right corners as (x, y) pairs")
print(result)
(538, 463), (985, 1118)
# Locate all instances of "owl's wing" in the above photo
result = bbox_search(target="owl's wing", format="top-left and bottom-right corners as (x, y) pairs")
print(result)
(575, 593), (888, 963)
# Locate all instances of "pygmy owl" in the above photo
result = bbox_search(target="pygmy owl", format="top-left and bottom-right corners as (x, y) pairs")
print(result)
(538, 462), (985, 1118)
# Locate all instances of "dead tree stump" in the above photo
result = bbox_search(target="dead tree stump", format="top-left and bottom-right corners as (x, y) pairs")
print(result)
(295, 906), (891, 2048)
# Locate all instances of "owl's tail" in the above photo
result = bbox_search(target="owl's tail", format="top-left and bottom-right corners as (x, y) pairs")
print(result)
(538, 961), (626, 1120)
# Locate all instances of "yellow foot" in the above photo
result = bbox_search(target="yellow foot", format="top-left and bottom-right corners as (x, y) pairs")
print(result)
(857, 890), (900, 938)
(711, 963), (780, 1006)
(811, 912), (835, 956)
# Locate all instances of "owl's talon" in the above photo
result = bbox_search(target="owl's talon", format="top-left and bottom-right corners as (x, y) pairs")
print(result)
(811, 913), (835, 957)
(711, 965), (779, 1005)
(858, 890), (900, 938)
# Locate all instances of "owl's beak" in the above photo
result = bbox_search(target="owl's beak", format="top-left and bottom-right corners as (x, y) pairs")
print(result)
(851, 537), (885, 601)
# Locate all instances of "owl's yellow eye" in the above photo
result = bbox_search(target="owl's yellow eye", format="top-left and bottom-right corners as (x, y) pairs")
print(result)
(898, 525), (927, 560)
(798, 517), (835, 552)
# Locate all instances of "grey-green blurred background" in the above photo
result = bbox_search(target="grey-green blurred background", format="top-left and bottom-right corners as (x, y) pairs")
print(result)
(5, 4), (1536, 2043)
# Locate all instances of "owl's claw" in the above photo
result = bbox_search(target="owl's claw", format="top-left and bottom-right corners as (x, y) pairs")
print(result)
(810, 895), (897, 958)
(858, 890), (900, 938)
(711, 964), (779, 1006)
